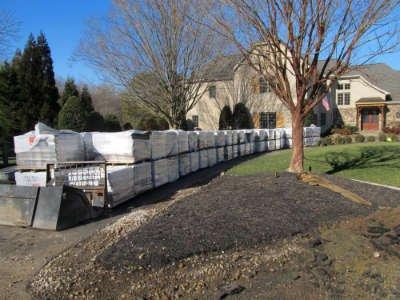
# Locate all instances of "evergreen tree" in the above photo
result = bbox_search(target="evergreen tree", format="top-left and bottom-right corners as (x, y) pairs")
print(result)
(85, 111), (104, 131)
(103, 114), (121, 131)
(80, 85), (94, 113)
(219, 105), (233, 130)
(58, 96), (87, 131)
(36, 32), (59, 125)
(60, 77), (79, 107)
(14, 33), (59, 130)
(232, 102), (253, 129)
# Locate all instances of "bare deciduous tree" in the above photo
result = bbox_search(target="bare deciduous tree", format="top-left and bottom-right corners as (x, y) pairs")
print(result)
(0, 11), (19, 59)
(77, 0), (223, 129)
(214, 0), (400, 172)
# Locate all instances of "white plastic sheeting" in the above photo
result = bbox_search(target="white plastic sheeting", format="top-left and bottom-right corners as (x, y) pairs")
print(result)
(214, 131), (226, 147)
(232, 131), (238, 145)
(255, 141), (266, 153)
(190, 151), (199, 172)
(224, 145), (233, 160)
(188, 132), (199, 152)
(223, 131), (233, 145)
(245, 143), (251, 156)
(178, 153), (191, 176)
(197, 131), (215, 149)
(239, 144), (246, 156)
(237, 130), (246, 144)
(89, 131), (150, 163)
(207, 148), (217, 167)
(152, 159), (169, 187)
(150, 131), (178, 160)
(267, 140), (276, 151)
(133, 162), (153, 194)
(199, 150), (208, 169)
(167, 156), (179, 183)
(14, 123), (85, 170)
(107, 165), (135, 206)
(232, 144), (239, 158)
(171, 130), (189, 154)
(15, 171), (47, 187)
(216, 147), (225, 163)
(254, 129), (267, 142)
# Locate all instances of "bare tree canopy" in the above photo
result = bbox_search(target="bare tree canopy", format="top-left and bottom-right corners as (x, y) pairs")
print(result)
(0, 11), (19, 59)
(214, 0), (400, 172)
(77, 0), (225, 128)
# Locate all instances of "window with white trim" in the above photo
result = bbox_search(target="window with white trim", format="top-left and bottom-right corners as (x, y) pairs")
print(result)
(337, 93), (344, 105)
(192, 115), (199, 127)
(344, 93), (350, 105)
(209, 85), (216, 98)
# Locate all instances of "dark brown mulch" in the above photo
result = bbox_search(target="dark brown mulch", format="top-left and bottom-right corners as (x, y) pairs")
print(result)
(99, 173), (399, 271)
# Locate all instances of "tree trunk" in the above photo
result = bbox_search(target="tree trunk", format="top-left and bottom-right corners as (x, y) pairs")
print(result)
(288, 112), (304, 173)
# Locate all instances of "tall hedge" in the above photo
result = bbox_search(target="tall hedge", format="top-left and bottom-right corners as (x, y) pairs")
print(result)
(232, 102), (253, 129)
(219, 105), (233, 130)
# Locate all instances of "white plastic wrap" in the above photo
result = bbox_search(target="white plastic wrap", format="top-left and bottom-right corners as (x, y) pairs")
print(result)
(15, 171), (47, 187)
(197, 131), (215, 149)
(188, 131), (199, 152)
(190, 151), (200, 172)
(254, 129), (267, 142)
(216, 147), (225, 163)
(239, 144), (246, 156)
(207, 148), (217, 167)
(152, 159), (169, 187)
(245, 143), (251, 156)
(304, 126), (321, 137)
(255, 141), (266, 153)
(266, 129), (275, 140)
(199, 150), (208, 169)
(167, 156), (179, 183)
(14, 123), (85, 170)
(232, 144), (239, 158)
(237, 130), (246, 144)
(150, 131), (178, 160)
(223, 130), (233, 146)
(90, 130), (150, 163)
(107, 165), (135, 206)
(245, 130), (255, 143)
(214, 131), (226, 147)
(179, 153), (191, 176)
(250, 142), (255, 154)
(224, 146), (233, 160)
(170, 130), (189, 154)
(133, 162), (153, 194)
(232, 131), (238, 145)
(267, 140), (276, 151)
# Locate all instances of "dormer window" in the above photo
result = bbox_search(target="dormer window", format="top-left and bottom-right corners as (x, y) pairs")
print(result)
(259, 77), (269, 94)
(209, 85), (216, 98)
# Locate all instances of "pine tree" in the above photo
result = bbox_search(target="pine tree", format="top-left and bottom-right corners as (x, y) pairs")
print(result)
(85, 111), (104, 131)
(219, 105), (233, 130)
(80, 85), (94, 113)
(103, 114), (121, 131)
(58, 96), (87, 131)
(232, 103), (253, 129)
(60, 77), (79, 107)
(36, 32), (59, 125)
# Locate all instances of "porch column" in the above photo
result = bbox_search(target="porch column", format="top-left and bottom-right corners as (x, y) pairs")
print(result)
(356, 106), (359, 130)
(380, 106), (385, 130)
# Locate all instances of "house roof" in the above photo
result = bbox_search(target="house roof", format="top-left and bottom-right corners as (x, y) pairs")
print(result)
(343, 64), (400, 101)
(356, 97), (385, 104)
(200, 54), (243, 82)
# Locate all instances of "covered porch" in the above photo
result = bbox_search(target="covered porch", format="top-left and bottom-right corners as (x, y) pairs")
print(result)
(356, 98), (386, 131)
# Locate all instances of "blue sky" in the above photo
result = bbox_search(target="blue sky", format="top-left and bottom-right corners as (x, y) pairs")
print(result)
(1, 0), (400, 84)
(1, 0), (110, 84)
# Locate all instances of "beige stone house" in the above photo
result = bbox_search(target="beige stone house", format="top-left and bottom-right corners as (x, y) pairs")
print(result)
(188, 55), (400, 133)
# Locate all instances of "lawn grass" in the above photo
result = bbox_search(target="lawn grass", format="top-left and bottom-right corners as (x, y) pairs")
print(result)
(228, 142), (400, 187)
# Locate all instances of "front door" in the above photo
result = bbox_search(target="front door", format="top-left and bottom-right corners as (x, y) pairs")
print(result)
(361, 109), (379, 131)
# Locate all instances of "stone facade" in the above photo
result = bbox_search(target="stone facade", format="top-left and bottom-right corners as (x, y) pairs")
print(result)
(386, 103), (400, 127)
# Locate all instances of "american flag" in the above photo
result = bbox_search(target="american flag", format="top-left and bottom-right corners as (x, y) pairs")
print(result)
(322, 95), (330, 111)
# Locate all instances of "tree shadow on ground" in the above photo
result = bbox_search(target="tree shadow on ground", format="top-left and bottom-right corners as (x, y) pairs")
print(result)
(324, 145), (400, 174)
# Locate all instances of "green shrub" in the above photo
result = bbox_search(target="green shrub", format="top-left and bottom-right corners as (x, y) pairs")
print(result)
(366, 136), (376, 142)
(354, 134), (365, 143)
(232, 102), (253, 129)
(344, 125), (358, 134)
(219, 105), (233, 130)
(103, 114), (121, 132)
(334, 135), (345, 145)
(378, 133), (387, 142)
(85, 111), (104, 131)
(320, 136), (333, 146)
(387, 134), (399, 142)
(344, 136), (352, 144)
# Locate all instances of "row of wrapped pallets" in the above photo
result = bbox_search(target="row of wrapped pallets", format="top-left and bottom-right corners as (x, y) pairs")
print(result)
(13, 123), (320, 207)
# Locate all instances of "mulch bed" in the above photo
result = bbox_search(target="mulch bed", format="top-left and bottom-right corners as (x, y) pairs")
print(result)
(100, 173), (399, 271)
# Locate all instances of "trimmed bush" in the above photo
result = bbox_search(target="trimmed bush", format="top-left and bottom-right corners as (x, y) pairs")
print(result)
(219, 105), (233, 130)
(354, 134), (365, 143)
(378, 133), (387, 142)
(232, 102), (253, 129)
(320, 136), (333, 146)
(366, 136), (376, 142)
(344, 136), (352, 144)
(334, 135), (346, 145)
(387, 134), (399, 142)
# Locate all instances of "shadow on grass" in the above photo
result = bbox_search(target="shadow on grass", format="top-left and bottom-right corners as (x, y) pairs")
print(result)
(324, 145), (400, 174)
